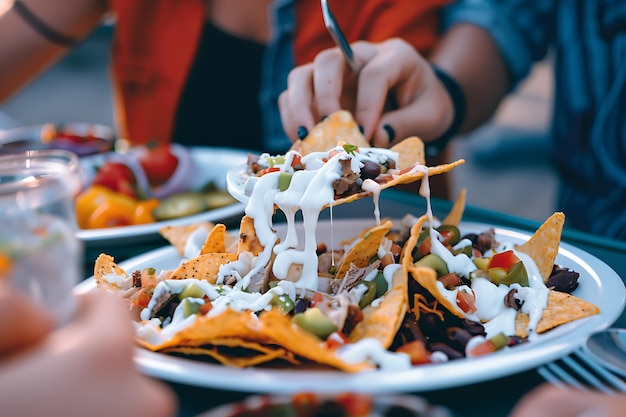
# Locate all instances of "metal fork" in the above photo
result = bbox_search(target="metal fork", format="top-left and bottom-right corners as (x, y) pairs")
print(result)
(320, 0), (361, 73)
(538, 348), (626, 395)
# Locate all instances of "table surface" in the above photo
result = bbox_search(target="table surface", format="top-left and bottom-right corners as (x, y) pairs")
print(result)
(84, 189), (626, 417)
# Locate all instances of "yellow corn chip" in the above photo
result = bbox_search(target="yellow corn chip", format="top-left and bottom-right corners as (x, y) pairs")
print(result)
(237, 215), (264, 256)
(392, 136), (425, 170)
(93, 253), (128, 291)
(160, 222), (215, 256)
(201, 224), (227, 254)
(290, 110), (369, 156)
(335, 220), (392, 279)
(515, 291), (600, 338)
(516, 212), (565, 281)
(348, 264), (408, 348)
(442, 188), (467, 226)
(169, 253), (238, 283)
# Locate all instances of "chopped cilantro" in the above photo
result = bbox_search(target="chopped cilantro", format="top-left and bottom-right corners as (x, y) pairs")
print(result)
(343, 143), (358, 155)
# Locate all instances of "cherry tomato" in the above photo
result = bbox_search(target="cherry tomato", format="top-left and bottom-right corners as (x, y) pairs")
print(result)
(92, 162), (138, 198)
(139, 144), (179, 187)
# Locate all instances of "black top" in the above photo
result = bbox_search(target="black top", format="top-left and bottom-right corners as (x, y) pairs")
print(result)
(172, 22), (266, 152)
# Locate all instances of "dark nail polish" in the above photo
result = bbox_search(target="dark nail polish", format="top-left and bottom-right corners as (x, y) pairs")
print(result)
(321, 115), (328, 121)
(383, 124), (395, 143)
(297, 126), (308, 140)
(358, 125), (364, 135)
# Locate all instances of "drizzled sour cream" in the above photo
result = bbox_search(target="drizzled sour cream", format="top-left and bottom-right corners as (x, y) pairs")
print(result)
(243, 146), (403, 291)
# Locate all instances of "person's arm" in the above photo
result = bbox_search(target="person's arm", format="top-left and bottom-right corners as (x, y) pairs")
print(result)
(0, 0), (108, 102)
(429, 22), (510, 134)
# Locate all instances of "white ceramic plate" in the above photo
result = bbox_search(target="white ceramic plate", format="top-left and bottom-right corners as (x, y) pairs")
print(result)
(77, 147), (248, 246)
(75, 219), (625, 393)
(225, 163), (250, 204)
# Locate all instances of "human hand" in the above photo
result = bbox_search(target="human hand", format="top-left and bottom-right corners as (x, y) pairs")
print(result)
(0, 291), (177, 417)
(0, 281), (54, 357)
(279, 38), (454, 148)
(510, 384), (625, 417)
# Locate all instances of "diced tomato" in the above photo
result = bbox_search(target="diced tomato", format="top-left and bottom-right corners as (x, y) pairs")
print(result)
(255, 167), (280, 177)
(417, 236), (432, 256)
(335, 393), (372, 417)
(198, 301), (213, 315)
(324, 331), (349, 350)
(290, 153), (302, 168)
(309, 292), (324, 308)
(395, 340), (431, 365)
(488, 250), (520, 272)
(456, 290), (477, 314)
(469, 333), (510, 356)
(133, 287), (153, 308)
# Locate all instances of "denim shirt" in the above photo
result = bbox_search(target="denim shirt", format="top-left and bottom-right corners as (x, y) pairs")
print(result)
(259, 0), (297, 154)
(443, 0), (626, 238)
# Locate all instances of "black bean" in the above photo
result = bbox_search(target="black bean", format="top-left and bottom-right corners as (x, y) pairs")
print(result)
(360, 160), (382, 180)
(430, 342), (464, 360)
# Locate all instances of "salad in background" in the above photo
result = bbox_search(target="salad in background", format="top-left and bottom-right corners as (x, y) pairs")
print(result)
(76, 143), (237, 229)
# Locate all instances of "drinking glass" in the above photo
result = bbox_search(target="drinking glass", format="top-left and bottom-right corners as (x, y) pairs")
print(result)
(0, 150), (83, 325)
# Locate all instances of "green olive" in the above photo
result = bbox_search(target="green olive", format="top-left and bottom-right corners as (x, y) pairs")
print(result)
(436, 225), (461, 246)
(270, 293), (295, 314)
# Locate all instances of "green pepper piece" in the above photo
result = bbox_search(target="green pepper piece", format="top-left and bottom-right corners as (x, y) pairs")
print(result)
(153, 192), (208, 221)
(500, 261), (529, 287)
(358, 281), (377, 309)
(372, 271), (388, 298)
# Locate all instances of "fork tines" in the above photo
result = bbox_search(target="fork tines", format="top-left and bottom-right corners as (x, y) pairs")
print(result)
(538, 349), (626, 395)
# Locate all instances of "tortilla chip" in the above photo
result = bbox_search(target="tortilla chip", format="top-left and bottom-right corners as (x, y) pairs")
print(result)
(335, 221), (392, 279)
(401, 216), (466, 318)
(290, 110), (369, 156)
(515, 291), (600, 338)
(139, 308), (371, 372)
(201, 224), (227, 254)
(442, 188), (467, 226)
(348, 265), (408, 348)
(160, 222), (215, 256)
(169, 253), (238, 283)
(93, 253), (128, 291)
(162, 339), (298, 367)
(333, 159), (465, 208)
(238, 215), (264, 256)
(392, 137), (425, 170)
(516, 212), (565, 281)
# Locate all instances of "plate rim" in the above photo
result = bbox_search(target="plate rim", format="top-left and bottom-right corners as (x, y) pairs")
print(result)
(76, 219), (626, 393)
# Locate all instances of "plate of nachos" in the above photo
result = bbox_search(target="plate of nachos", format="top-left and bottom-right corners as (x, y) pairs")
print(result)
(77, 111), (625, 393)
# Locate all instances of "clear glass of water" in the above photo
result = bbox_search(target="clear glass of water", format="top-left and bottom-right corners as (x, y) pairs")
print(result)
(0, 149), (83, 325)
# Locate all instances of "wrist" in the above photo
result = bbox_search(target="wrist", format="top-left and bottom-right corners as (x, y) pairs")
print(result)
(426, 64), (466, 156)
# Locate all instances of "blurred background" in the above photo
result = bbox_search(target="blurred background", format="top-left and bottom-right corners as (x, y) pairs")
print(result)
(0, 25), (558, 222)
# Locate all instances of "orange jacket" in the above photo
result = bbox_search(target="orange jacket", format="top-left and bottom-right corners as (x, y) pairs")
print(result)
(109, 0), (449, 146)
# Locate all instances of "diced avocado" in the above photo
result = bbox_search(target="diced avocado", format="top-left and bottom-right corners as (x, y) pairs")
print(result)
(291, 307), (338, 339)
(278, 172), (292, 191)
(181, 298), (201, 317)
(500, 261), (529, 287)
(270, 293), (295, 314)
(414, 254), (448, 277)
(178, 283), (205, 300)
